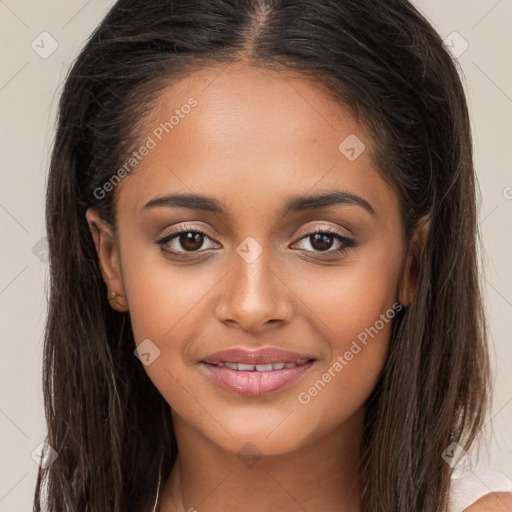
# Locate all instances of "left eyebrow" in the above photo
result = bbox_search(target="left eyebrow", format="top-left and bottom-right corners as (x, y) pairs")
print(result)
(140, 189), (376, 217)
(280, 190), (376, 217)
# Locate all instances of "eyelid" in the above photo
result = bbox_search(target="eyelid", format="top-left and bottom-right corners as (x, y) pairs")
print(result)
(290, 226), (357, 254)
(293, 222), (353, 240)
(156, 221), (357, 257)
(155, 223), (220, 253)
(157, 222), (352, 243)
(158, 222), (217, 241)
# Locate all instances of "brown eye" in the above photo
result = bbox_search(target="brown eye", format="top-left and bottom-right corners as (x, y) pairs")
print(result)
(178, 231), (205, 252)
(292, 229), (357, 255)
(309, 233), (335, 251)
(156, 226), (220, 257)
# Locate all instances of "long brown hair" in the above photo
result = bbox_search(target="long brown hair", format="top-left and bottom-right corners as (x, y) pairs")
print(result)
(35, 0), (490, 510)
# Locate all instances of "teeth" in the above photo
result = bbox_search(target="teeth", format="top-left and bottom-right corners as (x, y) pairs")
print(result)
(215, 362), (299, 371)
(255, 364), (273, 372)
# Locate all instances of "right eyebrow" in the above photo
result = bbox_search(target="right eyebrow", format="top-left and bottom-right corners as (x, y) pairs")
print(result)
(141, 193), (226, 214)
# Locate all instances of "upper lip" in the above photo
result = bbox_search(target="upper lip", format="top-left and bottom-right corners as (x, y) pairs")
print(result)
(201, 347), (316, 365)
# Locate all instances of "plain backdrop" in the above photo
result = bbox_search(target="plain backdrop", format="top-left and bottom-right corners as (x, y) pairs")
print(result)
(0, 1), (511, 510)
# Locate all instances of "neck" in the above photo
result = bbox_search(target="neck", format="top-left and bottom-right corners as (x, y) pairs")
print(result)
(157, 408), (364, 512)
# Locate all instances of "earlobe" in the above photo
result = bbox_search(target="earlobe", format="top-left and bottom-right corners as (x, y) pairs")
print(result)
(398, 217), (430, 307)
(85, 208), (129, 312)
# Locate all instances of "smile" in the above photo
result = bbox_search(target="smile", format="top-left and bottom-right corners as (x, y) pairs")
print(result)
(211, 361), (303, 371)
(200, 347), (316, 395)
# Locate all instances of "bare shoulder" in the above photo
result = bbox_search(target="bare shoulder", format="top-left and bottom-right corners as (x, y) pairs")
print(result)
(465, 492), (512, 511)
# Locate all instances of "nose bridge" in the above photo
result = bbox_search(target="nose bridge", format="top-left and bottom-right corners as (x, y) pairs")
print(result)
(215, 236), (292, 330)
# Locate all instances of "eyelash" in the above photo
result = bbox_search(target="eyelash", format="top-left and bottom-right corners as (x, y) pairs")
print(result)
(156, 224), (357, 259)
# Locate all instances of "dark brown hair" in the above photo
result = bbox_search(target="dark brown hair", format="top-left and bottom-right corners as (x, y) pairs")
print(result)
(35, 0), (490, 510)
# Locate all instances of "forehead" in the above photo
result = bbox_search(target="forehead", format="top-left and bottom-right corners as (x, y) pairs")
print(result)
(114, 63), (399, 221)
(144, 63), (362, 160)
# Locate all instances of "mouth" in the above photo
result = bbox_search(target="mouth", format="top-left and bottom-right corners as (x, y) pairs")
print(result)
(208, 361), (308, 371)
(199, 347), (316, 396)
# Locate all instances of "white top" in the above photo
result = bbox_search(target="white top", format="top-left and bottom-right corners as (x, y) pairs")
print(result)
(448, 469), (512, 511)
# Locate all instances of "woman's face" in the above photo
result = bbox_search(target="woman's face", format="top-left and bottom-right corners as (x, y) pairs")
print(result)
(88, 63), (421, 457)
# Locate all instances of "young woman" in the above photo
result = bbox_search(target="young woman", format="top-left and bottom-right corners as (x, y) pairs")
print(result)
(34, 0), (512, 510)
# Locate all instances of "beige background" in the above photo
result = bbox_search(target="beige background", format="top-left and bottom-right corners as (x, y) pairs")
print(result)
(0, 1), (511, 510)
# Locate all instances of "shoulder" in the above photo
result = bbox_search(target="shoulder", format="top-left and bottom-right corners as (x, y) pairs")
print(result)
(449, 469), (512, 512)
(463, 491), (512, 511)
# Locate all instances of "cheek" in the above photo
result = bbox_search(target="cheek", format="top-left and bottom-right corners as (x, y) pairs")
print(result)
(317, 264), (399, 350)
(290, 245), (402, 422)
(121, 247), (219, 345)
(122, 255), (214, 411)
(293, 241), (402, 351)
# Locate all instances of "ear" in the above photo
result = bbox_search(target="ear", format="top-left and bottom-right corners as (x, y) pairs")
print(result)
(398, 217), (430, 307)
(85, 208), (129, 312)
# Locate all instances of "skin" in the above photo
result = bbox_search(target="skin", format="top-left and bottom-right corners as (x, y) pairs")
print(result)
(466, 493), (512, 512)
(86, 62), (433, 511)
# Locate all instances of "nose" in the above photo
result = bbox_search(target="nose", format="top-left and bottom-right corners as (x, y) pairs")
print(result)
(215, 247), (293, 332)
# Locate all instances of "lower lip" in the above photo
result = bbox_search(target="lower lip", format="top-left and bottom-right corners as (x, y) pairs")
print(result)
(200, 361), (314, 396)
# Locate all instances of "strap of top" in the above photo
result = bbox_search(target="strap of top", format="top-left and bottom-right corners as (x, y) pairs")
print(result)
(449, 469), (512, 512)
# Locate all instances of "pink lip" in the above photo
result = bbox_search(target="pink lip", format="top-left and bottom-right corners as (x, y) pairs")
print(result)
(201, 347), (315, 365)
(200, 347), (316, 396)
